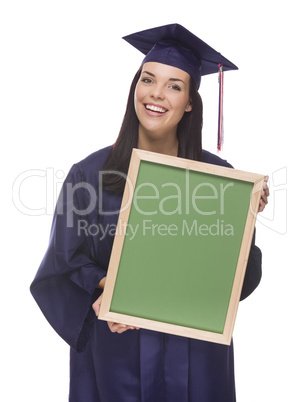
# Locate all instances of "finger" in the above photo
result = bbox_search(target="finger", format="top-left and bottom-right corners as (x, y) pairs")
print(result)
(92, 302), (100, 316)
(117, 326), (140, 333)
(259, 178), (269, 210)
(263, 176), (270, 197)
(261, 191), (268, 205)
(258, 200), (266, 213)
(263, 187), (270, 198)
(116, 325), (140, 333)
(92, 295), (102, 316)
(108, 322), (126, 333)
(116, 326), (131, 334)
(107, 322), (139, 333)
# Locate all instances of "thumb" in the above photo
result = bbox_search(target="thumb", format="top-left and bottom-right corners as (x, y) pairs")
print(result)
(92, 294), (103, 316)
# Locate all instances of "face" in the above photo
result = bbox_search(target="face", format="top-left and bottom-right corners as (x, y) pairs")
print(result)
(134, 62), (192, 143)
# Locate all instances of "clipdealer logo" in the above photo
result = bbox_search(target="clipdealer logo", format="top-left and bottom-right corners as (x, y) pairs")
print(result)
(77, 217), (234, 240)
(11, 167), (287, 235)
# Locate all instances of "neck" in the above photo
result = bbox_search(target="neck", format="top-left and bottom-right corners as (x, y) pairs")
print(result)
(137, 128), (179, 157)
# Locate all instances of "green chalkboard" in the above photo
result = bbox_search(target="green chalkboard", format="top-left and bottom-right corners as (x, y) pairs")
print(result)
(99, 149), (264, 344)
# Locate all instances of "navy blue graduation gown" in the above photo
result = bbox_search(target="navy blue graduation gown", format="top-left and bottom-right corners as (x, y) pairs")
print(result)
(30, 146), (262, 402)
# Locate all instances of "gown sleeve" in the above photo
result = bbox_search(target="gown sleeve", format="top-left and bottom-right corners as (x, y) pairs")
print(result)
(240, 230), (262, 300)
(30, 164), (106, 352)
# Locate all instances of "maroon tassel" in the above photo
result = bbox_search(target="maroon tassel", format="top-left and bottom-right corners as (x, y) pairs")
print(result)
(217, 63), (224, 151)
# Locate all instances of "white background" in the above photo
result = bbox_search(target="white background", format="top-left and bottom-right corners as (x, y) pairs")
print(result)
(1, 0), (297, 401)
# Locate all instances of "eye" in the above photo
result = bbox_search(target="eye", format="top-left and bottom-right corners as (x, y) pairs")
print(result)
(169, 84), (181, 91)
(141, 77), (153, 84)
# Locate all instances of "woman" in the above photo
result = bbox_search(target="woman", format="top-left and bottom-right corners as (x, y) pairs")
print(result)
(31, 24), (269, 401)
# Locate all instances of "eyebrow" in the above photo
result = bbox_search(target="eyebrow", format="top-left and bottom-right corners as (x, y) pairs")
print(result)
(142, 70), (186, 84)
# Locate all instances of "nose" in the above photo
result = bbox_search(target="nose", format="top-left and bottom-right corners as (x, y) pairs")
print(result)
(150, 84), (165, 100)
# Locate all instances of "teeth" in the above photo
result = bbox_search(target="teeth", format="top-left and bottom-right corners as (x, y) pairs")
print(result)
(145, 104), (167, 113)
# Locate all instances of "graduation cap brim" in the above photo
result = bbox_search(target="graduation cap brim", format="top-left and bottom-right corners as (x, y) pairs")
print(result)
(123, 23), (238, 77)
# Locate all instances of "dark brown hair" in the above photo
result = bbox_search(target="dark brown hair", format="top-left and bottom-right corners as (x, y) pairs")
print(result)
(102, 67), (203, 193)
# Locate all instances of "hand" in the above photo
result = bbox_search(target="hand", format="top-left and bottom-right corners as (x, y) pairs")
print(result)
(107, 321), (139, 334)
(92, 293), (103, 317)
(92, 289), (139, 334)
(258, 175), (269, 213)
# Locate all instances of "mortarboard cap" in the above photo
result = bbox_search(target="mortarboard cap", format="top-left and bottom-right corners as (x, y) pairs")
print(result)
(123, 23), (238, 89)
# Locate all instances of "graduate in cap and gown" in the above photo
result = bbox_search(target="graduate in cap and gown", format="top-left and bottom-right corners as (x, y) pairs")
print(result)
(30, 24), (269, 401)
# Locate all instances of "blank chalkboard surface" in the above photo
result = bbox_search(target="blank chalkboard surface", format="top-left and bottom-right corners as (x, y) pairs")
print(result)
(99, 149), (264, 344)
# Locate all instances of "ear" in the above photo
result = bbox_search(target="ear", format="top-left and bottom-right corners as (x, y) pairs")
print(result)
(185, 100), (192, 112)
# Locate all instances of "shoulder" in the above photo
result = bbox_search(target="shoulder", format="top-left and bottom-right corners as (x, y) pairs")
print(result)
(202, 149), (233, 168)
(68, 145), (113, 184)
(76, 145), (112, 171)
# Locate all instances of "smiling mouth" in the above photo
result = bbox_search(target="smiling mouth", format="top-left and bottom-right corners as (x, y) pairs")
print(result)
(144, 104), (168, 114)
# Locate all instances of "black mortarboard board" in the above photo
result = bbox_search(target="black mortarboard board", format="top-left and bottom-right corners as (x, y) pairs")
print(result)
(123, 23), (238, 89)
